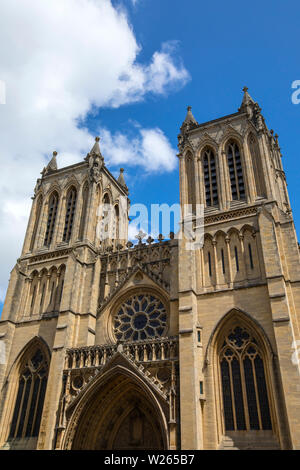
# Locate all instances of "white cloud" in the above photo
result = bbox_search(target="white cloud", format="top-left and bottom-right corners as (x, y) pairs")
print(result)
(99, 126), (177, 172)
(0, 0), (189, 302)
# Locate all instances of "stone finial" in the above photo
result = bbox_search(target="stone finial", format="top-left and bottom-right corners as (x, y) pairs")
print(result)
(117, 168), (128, 192)
(86, 136), (104, 183)
(42, 150), (58, 176)
(48, 151), (58, 169)
(89, 136), (102, 156)
(183, 105), (197, 124)
(240, 86), (255, 107)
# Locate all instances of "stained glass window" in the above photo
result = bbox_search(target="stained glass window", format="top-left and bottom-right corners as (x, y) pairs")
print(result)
(114, 294), (167, 342)
(9, 349), (48, 439)
(220, 326), (272, 431)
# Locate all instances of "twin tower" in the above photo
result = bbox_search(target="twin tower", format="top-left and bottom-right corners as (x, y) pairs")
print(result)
(0, 88), (300, 450)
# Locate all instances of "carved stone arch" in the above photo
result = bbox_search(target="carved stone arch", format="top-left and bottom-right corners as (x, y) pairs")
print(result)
(62, 174), (80, 192)
(212, 230), (228, 284)
(5, 335), (51, 381)
(240, 223), (256, 236)
(103, 187), (113, 203)
(220, 127), (244, 152)
(213, 229), (227, 240)
(39, 267), (48, 276)
(29, 269), (39, 280)
(79, 177), (91, 204)
(57, 263), (66, 275)
(45, 183), (62, 200)
(62, 363), (169, 450)
(226, 226), (240, 238)
(196, 137), (218, 160)
(0, 336), (51, 446)
(49, 265), (58, 275)
(205, 308), (275, 365)
(204, 232), (214, 242)
(182, 146), (195, 160)
(243, 122), (260, 141)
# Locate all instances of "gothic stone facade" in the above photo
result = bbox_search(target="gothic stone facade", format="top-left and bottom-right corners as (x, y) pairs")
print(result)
(0, 89), (300, 450)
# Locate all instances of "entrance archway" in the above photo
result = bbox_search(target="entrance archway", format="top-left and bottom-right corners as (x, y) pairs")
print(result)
(64, 366), (168, 450)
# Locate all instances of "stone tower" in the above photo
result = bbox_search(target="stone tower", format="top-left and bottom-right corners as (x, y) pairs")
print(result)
(177, 87), (300, 450)
(0, 88), (299, 450)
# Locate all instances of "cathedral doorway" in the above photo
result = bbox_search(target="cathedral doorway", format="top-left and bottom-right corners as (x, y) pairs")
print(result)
(65, 368), (168, 450)
(110, 406), (161, 450)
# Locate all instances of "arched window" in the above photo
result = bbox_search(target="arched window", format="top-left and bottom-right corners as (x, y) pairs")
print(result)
(30, 196), (43, 251)
(44, 192), (59, 246)
(227, 141), (245, 201)
(9, 349), (48, 439)
(203, 148), (218, 207)
(185, 153), (196, 212)
(101, 193), (112, 243)
(219, 325), (272, 431)
(114, 204), (120, 243)
(248, 133), (266, 198)
(114, 293), (167, 341)
(78, 182), (89, 240)
(63, 187), (77, 242)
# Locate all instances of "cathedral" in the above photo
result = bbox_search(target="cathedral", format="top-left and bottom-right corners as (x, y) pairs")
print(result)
(0, 88), (300, 450)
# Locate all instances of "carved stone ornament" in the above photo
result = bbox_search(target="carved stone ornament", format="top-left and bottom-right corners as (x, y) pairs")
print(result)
(34, 178), (42, 196)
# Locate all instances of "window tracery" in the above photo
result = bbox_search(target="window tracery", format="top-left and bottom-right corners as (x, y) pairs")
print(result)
(114, 294), (167, 341)
(9, 349), (48, 439)
(219, 326), (272, 431)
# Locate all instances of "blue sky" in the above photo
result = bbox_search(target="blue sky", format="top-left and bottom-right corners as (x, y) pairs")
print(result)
(0, 0), (299, 316)
(89, 0), (300, 231)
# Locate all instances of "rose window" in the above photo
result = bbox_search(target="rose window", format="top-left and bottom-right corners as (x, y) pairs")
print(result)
(114, 294), (167, 341)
